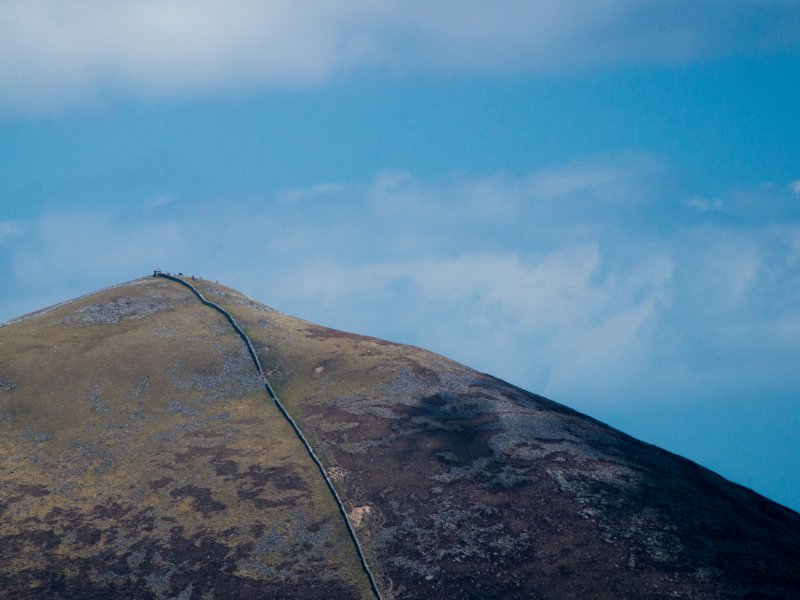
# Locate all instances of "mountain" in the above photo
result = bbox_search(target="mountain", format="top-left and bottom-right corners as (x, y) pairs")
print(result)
(1, 275), (798, 599)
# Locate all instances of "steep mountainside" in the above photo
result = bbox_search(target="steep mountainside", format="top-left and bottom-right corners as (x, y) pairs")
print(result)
(1, 276), (798, 599)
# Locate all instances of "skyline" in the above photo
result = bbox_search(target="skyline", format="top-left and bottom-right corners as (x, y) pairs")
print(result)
(2, 1), (799, 511)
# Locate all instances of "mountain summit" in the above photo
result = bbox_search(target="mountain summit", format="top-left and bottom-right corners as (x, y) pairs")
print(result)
(1, 276), (798, 599)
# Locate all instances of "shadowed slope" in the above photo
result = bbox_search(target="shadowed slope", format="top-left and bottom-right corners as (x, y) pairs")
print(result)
(194, 278), (800, 600)
(2, 276), (799, 599)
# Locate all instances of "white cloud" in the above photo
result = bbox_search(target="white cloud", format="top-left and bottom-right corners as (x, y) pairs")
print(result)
(686, 196), (723, 212)
(267, 244), (677, 405)
(144, 193), (177, 208)
(276, 183), (348, 204)
(2, 159), (799, 413)
(0, 221), (26, 245)
(9, 211), (188, 291)
(1, 1), (799, 112)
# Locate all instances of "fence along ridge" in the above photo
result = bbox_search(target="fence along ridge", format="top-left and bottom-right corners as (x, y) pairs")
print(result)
(155, 272), (383, 600)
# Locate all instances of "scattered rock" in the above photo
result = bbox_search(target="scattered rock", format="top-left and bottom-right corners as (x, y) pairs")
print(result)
(61, 291), (184, 325)
(349, 505), (373, 529)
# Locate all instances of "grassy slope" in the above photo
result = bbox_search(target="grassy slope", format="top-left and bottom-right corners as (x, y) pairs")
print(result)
(2, 276), (799, 599)
(0, 278), (372, 599)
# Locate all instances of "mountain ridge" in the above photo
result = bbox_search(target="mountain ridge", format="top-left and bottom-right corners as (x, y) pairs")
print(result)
(1, 276), (798, 599)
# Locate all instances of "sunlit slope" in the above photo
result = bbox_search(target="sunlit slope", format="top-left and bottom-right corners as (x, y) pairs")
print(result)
(198, 279), (800, 600)
(0, 278), (372, 599)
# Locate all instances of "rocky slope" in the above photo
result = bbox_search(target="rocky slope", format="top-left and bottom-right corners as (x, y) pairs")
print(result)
(1, 276), (798, 599)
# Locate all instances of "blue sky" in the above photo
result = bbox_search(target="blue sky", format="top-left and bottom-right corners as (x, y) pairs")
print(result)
(1, 1), (799, 511)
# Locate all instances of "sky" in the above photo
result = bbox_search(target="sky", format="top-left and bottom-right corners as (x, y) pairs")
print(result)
(1, 1), (799, 511)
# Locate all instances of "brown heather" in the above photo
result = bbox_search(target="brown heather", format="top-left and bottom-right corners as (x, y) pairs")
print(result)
(1, 276), (798, 599)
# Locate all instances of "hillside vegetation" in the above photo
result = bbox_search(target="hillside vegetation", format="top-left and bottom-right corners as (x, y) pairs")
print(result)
(0, 278), (372, 599)
(1, 276), (799, 599)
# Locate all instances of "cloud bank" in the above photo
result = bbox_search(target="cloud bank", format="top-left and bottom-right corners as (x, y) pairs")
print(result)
(2, 0), (799, 112)
(3, 157), (799, 414)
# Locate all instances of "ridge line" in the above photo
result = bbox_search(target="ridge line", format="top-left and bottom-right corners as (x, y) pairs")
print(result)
(155, 273), (383, 600)
(0, 277), (147, 328)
